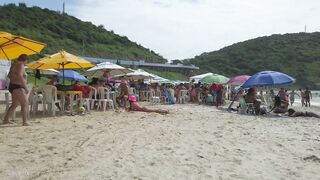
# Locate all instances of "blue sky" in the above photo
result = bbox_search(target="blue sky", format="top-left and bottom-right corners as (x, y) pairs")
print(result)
(1, 0), (320, 60)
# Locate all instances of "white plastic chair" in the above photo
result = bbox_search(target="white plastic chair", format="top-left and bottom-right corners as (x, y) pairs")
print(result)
(129, 87), (140, 101)
(96, 87), (114, 111)
(178, 90), (188, 104)
(41, 85), (59, 116)
(238, 97), (255, 115)
(82, 87), (97, 111)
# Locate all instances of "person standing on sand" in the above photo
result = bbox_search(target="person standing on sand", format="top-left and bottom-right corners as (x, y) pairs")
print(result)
(299, 89), (306, 107)
(2, 54), (30, 126)
(288, 90), (300, 106)
(304, 87), (312, 107)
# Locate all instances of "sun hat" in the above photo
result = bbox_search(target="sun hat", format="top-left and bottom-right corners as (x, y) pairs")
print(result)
(129, 95), (136, 102)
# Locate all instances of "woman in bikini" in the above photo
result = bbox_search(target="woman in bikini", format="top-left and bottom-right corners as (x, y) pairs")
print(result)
(3, 54), (30, 126)
(128, 96), (169, 114)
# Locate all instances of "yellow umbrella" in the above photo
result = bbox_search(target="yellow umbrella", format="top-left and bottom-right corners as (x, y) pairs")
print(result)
(0, 31), (46, 60)
(27, 50), (95, 70)
(27, 50), (95, 84)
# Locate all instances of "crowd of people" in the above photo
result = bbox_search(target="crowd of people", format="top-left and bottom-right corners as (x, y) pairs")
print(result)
(238, 86), (318, 118)
(2, 55), (319, 126)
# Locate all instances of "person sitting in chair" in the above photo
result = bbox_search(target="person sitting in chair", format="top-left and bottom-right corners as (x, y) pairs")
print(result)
(116, 79), (129, 108)
(273, 95), (289, 113)
(244, 88), (261, 114)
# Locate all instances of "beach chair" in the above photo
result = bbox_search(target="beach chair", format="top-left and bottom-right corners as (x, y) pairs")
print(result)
(41, 85), (59, 116)
(129, 87), (140, 101)
(82, 87), (97, 111)
(178, 90), (188, 104)
(237, 97), (255, 115)
(96, 87), (114, 111)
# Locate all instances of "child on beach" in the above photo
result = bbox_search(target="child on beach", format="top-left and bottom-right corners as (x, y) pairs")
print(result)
(128, 96), (169, 114)
(288, 90), (300, 106)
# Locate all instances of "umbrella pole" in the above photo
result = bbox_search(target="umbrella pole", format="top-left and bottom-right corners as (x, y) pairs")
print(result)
(34, 70), (37, 85)
(62, 64), (65, 85)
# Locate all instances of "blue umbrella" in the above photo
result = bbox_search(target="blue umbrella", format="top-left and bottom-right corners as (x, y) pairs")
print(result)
(227, 71), (295, 112)
(241, 71), (295, 88)
(58, 70), (88, 82)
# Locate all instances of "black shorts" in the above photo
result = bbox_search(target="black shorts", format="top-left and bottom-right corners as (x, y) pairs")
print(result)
(8, 84), (24, 94)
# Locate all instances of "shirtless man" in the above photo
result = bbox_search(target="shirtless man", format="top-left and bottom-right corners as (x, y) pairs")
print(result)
(3, 54), (30, 126)
(116, 79), (129, 108)
(304, 87), (312, 107)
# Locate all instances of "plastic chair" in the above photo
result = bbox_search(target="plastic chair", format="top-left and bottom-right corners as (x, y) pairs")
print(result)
(82, 87), (97, 111)
(41, 85), (59, 116)
(178, 90), (188, 104)
(238, 97), (255, 115)
(96, 87), (114, 111)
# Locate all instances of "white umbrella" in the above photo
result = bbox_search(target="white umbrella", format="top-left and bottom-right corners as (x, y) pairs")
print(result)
(150, 75), (169, 83)
(25, 66), (59, 75)
(114, 69), (156, 80)
(25, 66), (59, 85)
(84, 62), (132, 77)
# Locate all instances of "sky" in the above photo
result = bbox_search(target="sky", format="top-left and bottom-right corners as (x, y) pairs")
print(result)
(1, 0), (320, 60)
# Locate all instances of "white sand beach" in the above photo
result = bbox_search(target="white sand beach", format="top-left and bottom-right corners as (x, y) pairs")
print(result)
(0, 103), (319, 179)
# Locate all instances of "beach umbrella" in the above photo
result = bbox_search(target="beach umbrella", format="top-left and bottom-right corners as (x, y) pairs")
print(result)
(27, 50), (94, 84)
(84, 62), (132, 77)
(58, 70), (88, 82)
(114, 69), (156, 81)
(25, 67), (59, 75)
(150, 75), (169, 83)
(241, 71), (296, 88)
(0, 31), (46, 60)
(25, 67), (59, 85)
(227, 75), (251, 85)
(189, 72), (213, 83)
(227, 71), (296, 112)
(200, 74), (229, 84)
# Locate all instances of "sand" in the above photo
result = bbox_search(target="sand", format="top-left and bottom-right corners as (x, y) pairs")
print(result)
(0, 102), (319, 179)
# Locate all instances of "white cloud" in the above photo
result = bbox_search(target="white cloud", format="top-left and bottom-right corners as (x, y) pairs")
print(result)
(72, 0), (320, 60)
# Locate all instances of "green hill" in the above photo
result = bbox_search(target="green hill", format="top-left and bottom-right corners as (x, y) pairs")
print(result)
(0, 3), (166, 63)
(185, 32), (320, 89)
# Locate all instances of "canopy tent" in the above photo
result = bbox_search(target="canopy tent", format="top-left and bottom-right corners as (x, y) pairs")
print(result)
(200, 74), (229, 84)
(0, 31), (46, 60)
(189, 72), (213, 83)
(84, 62), (132, 77)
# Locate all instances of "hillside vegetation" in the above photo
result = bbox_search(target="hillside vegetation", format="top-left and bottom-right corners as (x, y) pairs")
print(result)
(0, 3), (166, 63)
(186, 33), (320, 88)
